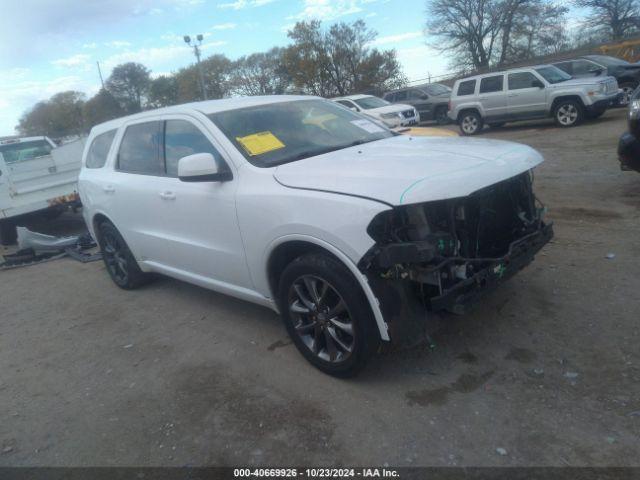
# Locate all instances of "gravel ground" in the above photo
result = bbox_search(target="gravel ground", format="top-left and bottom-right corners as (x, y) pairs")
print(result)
(0, 108), (638, 467)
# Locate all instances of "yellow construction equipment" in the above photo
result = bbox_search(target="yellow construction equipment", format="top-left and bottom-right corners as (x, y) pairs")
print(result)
(599, 38), (640, 62)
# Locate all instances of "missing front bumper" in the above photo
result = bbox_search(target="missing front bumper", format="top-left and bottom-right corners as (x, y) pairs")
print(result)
(426, 223), (553, 314)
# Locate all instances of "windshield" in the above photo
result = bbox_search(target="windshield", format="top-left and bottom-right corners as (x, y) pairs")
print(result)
(424, 84), (451, 95)
(353, 96), (389, 110)
(0, 139), (53, 164)
(208, 99), (394, 167)
(534, 66), (572, 84)
(585, 55), (629, 67)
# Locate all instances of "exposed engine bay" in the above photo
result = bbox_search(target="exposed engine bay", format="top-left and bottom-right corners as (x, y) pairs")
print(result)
(358, 171), (553, 346)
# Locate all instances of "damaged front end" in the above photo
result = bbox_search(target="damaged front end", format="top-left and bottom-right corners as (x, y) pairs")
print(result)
(358, 171), (553, 348)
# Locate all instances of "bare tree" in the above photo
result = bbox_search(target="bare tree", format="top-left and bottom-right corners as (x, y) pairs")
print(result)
(231, 48), (290, 96)
(426, 0), (504, 69)
(575, 0), (640, 41)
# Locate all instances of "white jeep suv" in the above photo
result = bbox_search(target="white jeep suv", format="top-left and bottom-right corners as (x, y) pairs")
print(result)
(448, 65), (619, 135)
(79, 96), (552, 376)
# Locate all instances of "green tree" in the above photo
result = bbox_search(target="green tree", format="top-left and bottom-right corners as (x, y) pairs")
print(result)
(148, 75), (179, 108)
(83, 89), (124, 128)
(175, 54), (233, 102)
(284, 20), (406, 97)
(232, 47), (291, 96)
(17, 91), (85, 138)
(105, 62), (151, 113)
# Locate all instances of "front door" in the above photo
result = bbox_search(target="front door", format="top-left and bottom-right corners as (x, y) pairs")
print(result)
(156, 115), (253, 290)
(507, 72), (548, 119)
(408, 89), (431, 118)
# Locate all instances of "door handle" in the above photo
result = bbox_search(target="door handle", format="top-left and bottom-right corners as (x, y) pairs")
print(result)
(103, 185), (115, 194)
(159, 191), (176, 200)
(508, 94), (519, 98)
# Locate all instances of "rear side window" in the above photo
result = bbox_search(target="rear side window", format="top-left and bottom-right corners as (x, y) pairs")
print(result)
(117, 121), (163, 175)
(85, 130), (116, 169)
(508, 72), (539, 90)
(164, 120), (225, 177)
(479, 75), (504, 93)
(457, 80), (476, 96)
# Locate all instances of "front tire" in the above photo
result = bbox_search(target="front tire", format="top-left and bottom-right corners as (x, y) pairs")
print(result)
(554, 100), (583, 128)
(97, 221), (151, 289)
(459, 111), (483, 135)
(278, 253), (379, 377)
(619, 83), (637, 106)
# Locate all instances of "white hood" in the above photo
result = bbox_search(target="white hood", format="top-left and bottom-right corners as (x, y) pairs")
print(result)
(273, 135), (543, 206)
(366, 103), (414, 116)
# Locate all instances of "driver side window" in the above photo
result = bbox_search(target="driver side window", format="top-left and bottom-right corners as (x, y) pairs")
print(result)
(164, 120), (225, 178)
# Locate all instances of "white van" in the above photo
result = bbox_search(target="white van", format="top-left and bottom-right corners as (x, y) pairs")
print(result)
(0, 136), (84, 244)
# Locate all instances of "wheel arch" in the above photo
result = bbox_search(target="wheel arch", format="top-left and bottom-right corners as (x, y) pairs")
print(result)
(550, 95), (585, 114)
(457, 107), (481, 123)
(265, 235), (390, 342)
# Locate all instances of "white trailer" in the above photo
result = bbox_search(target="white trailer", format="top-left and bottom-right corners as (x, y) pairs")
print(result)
(0, 136), (84, 245)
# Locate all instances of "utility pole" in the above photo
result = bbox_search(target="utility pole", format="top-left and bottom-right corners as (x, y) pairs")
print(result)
(183, 34), (208, 100)
(96, 61), (105, 89)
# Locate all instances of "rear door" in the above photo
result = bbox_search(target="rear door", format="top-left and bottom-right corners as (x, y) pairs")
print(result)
(107, 119), (171, 263)
(478, 74), (507, 120)
(507, 71), (548, 119)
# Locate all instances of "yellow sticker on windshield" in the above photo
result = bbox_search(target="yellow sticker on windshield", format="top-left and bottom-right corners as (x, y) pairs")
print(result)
(236, 131), (285, 156)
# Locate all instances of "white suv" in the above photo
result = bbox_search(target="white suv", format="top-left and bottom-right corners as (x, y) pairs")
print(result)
(79, 96), (552, 376)
(448, 65), (619, 135)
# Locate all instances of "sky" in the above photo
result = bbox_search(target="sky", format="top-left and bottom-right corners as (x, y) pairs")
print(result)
(0, 0), (585, 135)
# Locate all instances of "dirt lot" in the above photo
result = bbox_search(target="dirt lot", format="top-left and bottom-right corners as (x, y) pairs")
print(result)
(1, 109), (638, 467)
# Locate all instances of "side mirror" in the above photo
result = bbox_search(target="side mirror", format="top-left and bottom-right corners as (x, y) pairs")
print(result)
(532, 79), (544, 89)
(419, 94), (429, 100)
(349, 105), (360, 112)
(178, 153), (232, 182)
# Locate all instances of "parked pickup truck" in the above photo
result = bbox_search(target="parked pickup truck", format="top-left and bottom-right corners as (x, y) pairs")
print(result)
(0, 136), (85, 244)
(448, 65), (620, 135)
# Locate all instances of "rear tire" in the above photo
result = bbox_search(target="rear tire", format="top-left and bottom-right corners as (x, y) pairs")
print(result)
(459, 111), (483, 135)
(434, 106), (449, 125)
(96, 221), (151, 289)
(554, 100), (583, 128)
(278, 253), (379, 377)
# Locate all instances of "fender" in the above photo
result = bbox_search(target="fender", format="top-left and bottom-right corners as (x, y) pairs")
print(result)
(264, 233), (390, 342)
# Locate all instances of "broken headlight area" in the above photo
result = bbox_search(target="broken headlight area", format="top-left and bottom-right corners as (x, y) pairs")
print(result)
(359, 171), (553, 347)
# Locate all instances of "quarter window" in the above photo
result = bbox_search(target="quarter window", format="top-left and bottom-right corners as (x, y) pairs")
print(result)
(457, 80), (476, 96)
(117, 121), (163, 175)
(86, 130), (116, 169)
(479, 75), (504, 93)
(508, 72), (540, 90)
(164, 120), (225, 177)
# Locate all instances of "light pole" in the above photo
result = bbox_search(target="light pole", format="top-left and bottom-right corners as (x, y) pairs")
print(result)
(183, 34), (208, 101)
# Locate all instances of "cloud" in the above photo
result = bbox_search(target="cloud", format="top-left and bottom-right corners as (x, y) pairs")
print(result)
(83, 42), (98, 49)
(51, 54), (92, 68)
(0, 0), (202, 66)
(371, 31), (422, 46)
(104, 40), (132, 48)
(101, 41), (228, 73)
(217, 0), (276, 9)
(211, 22), (237, 30)
(291, 0), (367, 20)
